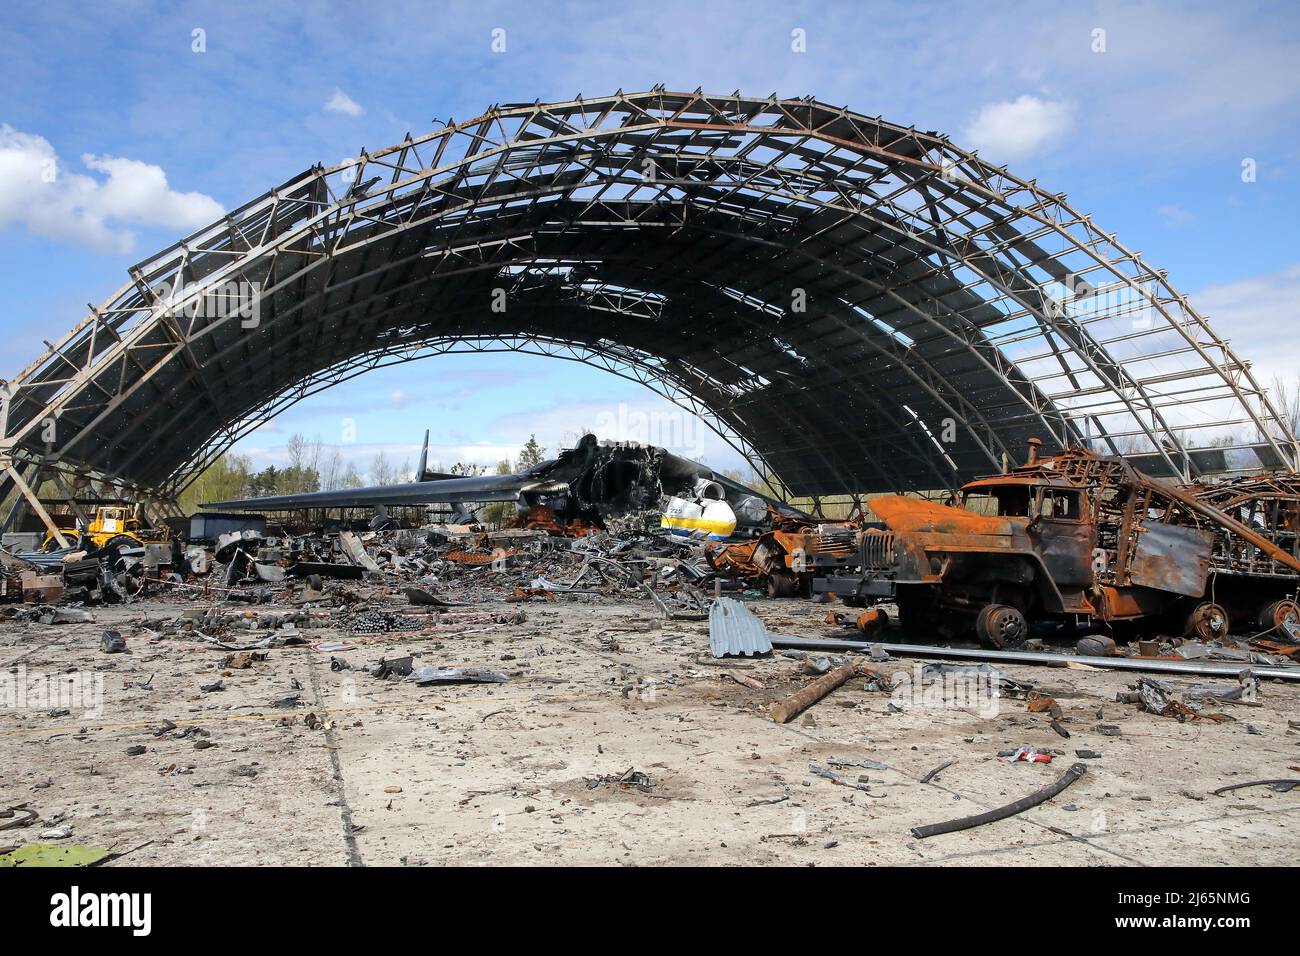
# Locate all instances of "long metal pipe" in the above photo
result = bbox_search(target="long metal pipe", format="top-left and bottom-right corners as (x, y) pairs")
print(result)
(769, 635), (1300, 682)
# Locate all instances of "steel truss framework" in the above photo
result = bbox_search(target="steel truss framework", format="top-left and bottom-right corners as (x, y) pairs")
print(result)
(1, 88), (1295, 517)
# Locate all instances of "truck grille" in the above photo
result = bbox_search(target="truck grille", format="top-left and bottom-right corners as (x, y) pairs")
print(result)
(861, 531), (895, 569)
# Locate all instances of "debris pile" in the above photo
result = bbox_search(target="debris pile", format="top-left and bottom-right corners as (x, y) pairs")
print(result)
(4, 435), (1300, 865)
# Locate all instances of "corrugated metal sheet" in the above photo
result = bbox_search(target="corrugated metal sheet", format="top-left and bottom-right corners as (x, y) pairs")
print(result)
(709, 598), (773, 658)
(9, 547), (74, 570)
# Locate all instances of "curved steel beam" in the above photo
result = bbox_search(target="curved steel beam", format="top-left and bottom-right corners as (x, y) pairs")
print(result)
(2, 89), (1290, 508)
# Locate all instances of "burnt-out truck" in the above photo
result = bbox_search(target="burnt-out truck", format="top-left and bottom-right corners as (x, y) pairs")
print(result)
(705, 511), (865, 597)
(814, 441), (1300, 647)
(1187, 473), (1300, 631)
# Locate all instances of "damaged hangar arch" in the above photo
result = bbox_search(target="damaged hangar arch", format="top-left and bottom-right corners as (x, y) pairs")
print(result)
(2, 88), (1295, 516)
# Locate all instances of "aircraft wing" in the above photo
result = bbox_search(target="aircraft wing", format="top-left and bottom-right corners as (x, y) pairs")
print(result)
(203, 473), (545, 511)
(202, 433), (806, 523)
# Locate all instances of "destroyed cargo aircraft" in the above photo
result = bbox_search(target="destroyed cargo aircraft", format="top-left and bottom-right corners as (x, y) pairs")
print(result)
(814, 440), (1300, 647)
(205, 433), (802, 539)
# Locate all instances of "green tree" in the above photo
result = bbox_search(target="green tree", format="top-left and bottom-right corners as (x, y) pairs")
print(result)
(248, 465), (280, 498)
(277, 466), (320, 495)
(480, 458), (516, 528)
(178, 453), (253, 513)
(284, 434), (324, 493)
(516, 434), (546, 471)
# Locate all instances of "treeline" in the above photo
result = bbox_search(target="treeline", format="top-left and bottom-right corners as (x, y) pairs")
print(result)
(179, 434), (389, 512)
(179, 433), (550, 518)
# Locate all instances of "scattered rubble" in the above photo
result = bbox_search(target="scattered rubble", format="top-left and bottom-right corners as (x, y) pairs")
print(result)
(2, 468), (1299, 866)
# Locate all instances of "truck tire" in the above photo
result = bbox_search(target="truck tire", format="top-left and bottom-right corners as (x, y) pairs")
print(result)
(1258, 599), (1300, 633)
(767, 573), (796, 599)
(976, 604), (1028, 649)
(1184, 601), (1229, 641)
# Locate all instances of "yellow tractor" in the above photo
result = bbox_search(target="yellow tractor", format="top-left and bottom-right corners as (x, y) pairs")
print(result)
(41, 505), (147, 552)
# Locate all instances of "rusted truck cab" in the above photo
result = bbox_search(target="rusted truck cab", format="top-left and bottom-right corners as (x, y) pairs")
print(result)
(858, 476), (1101, 647)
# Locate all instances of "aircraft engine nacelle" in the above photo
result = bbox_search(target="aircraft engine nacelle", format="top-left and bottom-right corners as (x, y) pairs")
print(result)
(661, 495), (737, 540)
(693, 478), (726, 501)
(728, 494), (769, 527)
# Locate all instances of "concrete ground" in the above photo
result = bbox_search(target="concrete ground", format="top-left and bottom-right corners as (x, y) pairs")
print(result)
(2, 588), (1298, 866)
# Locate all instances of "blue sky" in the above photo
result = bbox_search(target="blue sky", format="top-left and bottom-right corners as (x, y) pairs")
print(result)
(2, 0), (1298, 480)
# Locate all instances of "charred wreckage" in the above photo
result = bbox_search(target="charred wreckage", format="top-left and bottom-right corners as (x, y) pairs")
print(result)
(2, 90), (1300, 693)
(2, 92), (1300, 869)
(809, 440), (1300, 647)
(5, 433), (1300, 671)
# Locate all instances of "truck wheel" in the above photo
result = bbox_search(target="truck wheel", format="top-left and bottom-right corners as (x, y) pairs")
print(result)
(1184, 602), (1229, 641)
(1258, 599), (1300, 633)
(976, 604), (1028, 649)
(766, 573), (796, 599)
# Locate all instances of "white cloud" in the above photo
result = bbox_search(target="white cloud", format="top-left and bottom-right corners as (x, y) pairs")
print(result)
(1156, 204), (1195, 228)
(325, 89), (364, 117)
(0, 124), (223, 252)
(962, 95), (1072, 161)
(1192, 263), (1300, 387)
